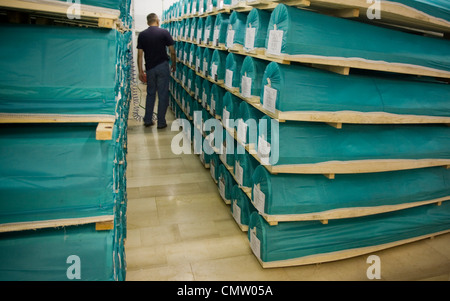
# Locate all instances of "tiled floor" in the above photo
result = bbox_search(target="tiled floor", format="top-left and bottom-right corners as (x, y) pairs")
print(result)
(124, 94), (450, 281)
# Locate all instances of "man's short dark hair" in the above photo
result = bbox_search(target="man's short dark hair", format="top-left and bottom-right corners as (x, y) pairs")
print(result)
(147, 13), (158, 24)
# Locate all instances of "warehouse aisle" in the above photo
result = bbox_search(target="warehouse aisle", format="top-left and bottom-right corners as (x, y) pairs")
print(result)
(124, 90), (450, 281)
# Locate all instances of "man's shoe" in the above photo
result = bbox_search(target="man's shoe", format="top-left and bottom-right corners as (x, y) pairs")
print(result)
(144, 122), (154, 127)
(157, 124), (167, 129)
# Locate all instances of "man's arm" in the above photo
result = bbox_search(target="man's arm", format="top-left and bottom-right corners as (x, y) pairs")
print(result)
(137, 48), (146, 83)
(169, 45), (176, 73)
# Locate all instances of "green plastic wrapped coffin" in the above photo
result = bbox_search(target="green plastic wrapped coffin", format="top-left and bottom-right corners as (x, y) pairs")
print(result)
(235, 149), (260, 188)
(202, 47), (214, 77)
(183, 17), (191, 40)
(201, 79), (212, 109)
(237, 101), (264, 146)
(251, 165), (450, 216)
(213, 13), (230, 46)
(388, 0), (450, 22)
(194, 75), (204, 101)
(210, 49), (228, 82)
(260, 62), (450, 119)
(257, 115), (450, 167)
(231, 185), (257, 230)
(204, 15), (216, 44)
(195, 46), (204, 73)
(0, 24), (119, 116)
(189, 17), (197, 41)
(56, 0), (126, 10)
(226, 11), (248, 49)
(248, 202), (450, 267)
(188, 43), (197, 68)
(0, 224), (116, 280)
(222, 92), (242, 129)
(244, 8), (271, 52)
(266, 4), (450, 76)
(0, 124), (117, 225)
(196, 17), (205, 44)
(240, 56), (269, 99)
(218, 163), (237, 203)
(225, 52), (246, 90)
(209, 152), (220, 182)
(210, 84), (226, 118)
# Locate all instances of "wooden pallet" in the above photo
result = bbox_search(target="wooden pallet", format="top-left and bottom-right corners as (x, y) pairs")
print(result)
(0, 0), (122, 29)
(251, 228), (450, 268)
(0, 215), (115, 233)
(0, 113), (116, 140)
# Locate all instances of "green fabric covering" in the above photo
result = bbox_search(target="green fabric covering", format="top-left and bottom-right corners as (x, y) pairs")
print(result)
(202, 47), (214, 76)
(261, 62), (450, 116)
(225, 52), (246, 89)
(227, 11), (248, 47)
(235, 149), (259, 188)
(0, 24), (119, 116)
(244, 8), (271, 50)
(248, 202), (450, 263)
(251, 165), (450, 215)
(258, 115), (450, 166)
(222, 92), (242, 128)
(210, 84), (226, 117)
(240, 56), (269, 98)
(196, 17), (205, 43)
(0, 224), (115, 280)
(213, 13), (230, 45)
(218, 163), (237, 201)
(231, 185), (257, 227)
(0, 124), (117, 225)
(266, 4), (450, 73)
(237, 101), (264, 146)
(204, 15), (216, 44)
(210, 49), (228, 82)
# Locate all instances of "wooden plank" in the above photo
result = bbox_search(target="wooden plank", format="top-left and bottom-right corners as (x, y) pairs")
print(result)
(0, 215), (114, 233)
(257, 197), (450, 225)
(0, 113), (116, 124)
(96, 122), (114, 140)
(255, 229), (450, 268)
(95, 220), (114, 231)
(265, 52), (450, 79)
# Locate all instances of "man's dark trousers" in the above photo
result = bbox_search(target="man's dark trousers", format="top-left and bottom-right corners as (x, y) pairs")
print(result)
(144, 61), (170, 127)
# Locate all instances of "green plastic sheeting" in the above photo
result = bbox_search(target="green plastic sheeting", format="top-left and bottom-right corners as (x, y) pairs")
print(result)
(0, 24), (119, 116)
(189, 43), (197, 67)
(240, 56), (269, 98)
(194, 75), (204, 100)
(225, 52), (246, 89)
(210, 49), (228, 82)
(195, 45), (204, 73)
(0, 124), (120, 225)
(266, 4), (450, 73)
(248, 202), (450, 264)
(227, 11), (248, 48)
(187, 68), (195, 92)
(189, 17), (197, 41)
(222, 92), (242, 124)
(204, 15), (216, 44)
(235, 149), (259, 188)
(261, 62), (450, 117)
(237, 101), (264, 146)
(184, 18), (191, 40)
(251, 165), (450, 215)
(257, 115), (450, 166)
(0, 224), (115, 280)
(209, 152), (220, 183)
(244, 8), (271, 51)
(201, 79), (212, 109)
(213, 13), (230, 46)
(231, 185), (257, 229)
(56, 0), (125, 10)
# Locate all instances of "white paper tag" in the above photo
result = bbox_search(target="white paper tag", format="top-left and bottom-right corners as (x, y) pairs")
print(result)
(241, 75), (252, 98)
(226, 29), (235, 49)
(197, 29), (202, 43)
(213, 28), (220, 46)
(211, 95), (216, 115)
(232, 200), (241, 225)
(218, 0), (224, 9)
(219, 177), (226, 199)
(196, 57), (200, 72)
(231, 0), (239, 6)
(187, 79), (191, 90)
(235, 161), (243, 186)
(267, 29), (283, 55)
(225, 69), (233, 88)
(263, 85), (277, 114)
(250, 228), (261, 259)
(211, 63), (218, 81)
(182, 74), (186, 86)
(207, 0), (213, 12)
(220, 144), (227, 164)
(195, 87), (199, 99)
(210, 159), (215, 179)
(244, 27), (256, 51)
(202, 91), (207, 107)
(222, 107), (230, 128)
(203, 60), (208, 76)
(253, 184), (265, 213)
(204, 28), (210, 44)
(258, 135), (271, 165)
(189, 54), (193, 66)
(237, 119), (248, 144)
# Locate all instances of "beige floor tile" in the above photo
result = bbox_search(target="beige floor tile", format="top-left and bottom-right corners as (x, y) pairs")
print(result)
(126, 263), (194, 281)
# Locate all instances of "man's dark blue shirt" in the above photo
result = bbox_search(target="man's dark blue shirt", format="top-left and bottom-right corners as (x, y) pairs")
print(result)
(137, 26), (175, 70)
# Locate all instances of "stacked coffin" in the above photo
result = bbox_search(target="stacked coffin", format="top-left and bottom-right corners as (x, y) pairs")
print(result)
(165, 0), (450, 268)
(0, 0), (132, 280)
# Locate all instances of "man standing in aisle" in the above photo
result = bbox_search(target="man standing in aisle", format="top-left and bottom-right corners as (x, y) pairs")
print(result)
(137, 13), (176, 129)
